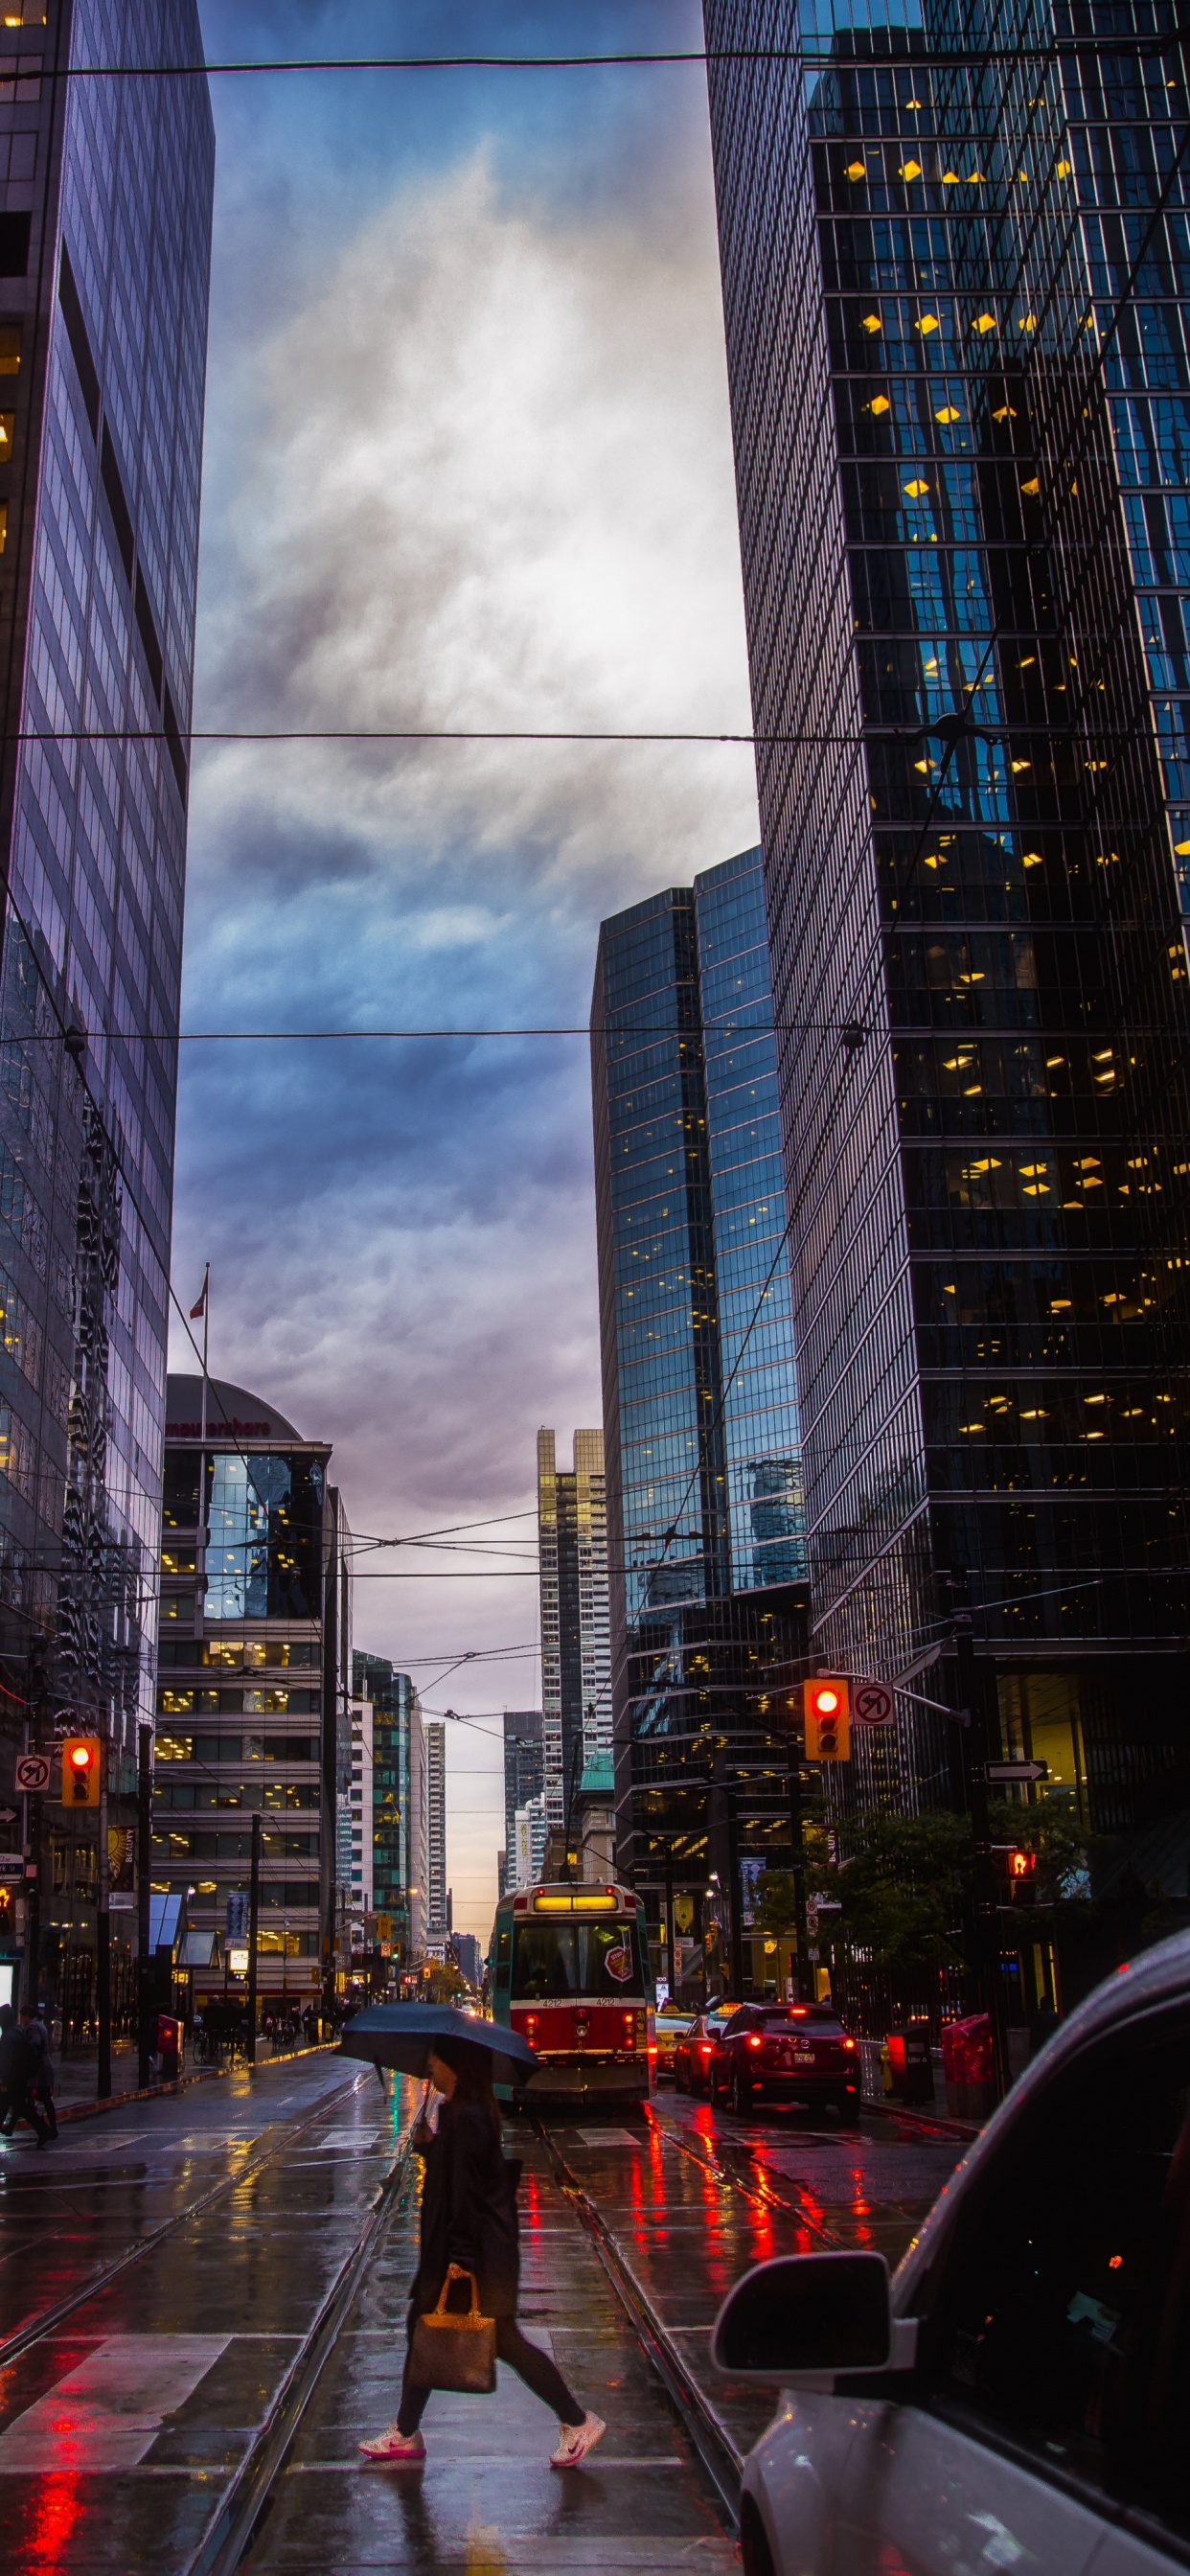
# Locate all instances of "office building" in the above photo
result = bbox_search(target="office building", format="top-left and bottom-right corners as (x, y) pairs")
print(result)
(513, 1789), (547, 1890)
(502, 1707), (543, 1891)
(703, 2), (1190, 1836)
(0, 10), (213, 2017)
(451, 1929), (484, 1990)
(151, 1376), (352, 2007)
(592, 848), (808, 1944)
(423, 1716), (447, 1940)
(351, 1652), (422, 1968)
(537, 1428), (611, 1830)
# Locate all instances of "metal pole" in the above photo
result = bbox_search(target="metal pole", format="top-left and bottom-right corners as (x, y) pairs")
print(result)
(97, 1741), (110, 2100)
(788, 1742), (812, 2002)
(137, 1723), (152, 2088)
(951, 1591), (1010, 2102)
(724, 1775), (744, 2001)
(664, 1849), (675, 1997)
(247, 1810), (261, 2064)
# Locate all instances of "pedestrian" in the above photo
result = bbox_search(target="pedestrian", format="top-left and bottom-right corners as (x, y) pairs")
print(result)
(358, 2034), (605, 2471)
(0, 2002), (51, 2147)
(19, 2001), (57, 2138)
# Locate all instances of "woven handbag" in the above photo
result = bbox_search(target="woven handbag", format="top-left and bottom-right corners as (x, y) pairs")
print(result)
(408, 2264), (497, 2394)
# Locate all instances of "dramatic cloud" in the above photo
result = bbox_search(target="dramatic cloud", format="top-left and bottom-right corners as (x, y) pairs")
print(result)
(174, 33), (757, 1928)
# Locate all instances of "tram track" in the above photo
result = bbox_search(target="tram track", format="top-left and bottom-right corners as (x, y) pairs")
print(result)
(0, 2069), (367, 2374)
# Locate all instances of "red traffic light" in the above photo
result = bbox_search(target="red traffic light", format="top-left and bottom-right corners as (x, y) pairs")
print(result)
(60, 1736), (102, 1806)
(1006, 1848), (1036, 1880)
(70, 1744), (91, 1771)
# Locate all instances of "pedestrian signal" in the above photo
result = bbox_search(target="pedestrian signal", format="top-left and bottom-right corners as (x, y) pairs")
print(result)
(803, 1678), (851, 1761)
(60, 1736), (102, 1806)
(1004, 1848), (1036, 1882)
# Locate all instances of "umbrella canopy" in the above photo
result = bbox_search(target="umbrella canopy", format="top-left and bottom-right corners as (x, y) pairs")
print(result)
(338, 2002), (538, 2087)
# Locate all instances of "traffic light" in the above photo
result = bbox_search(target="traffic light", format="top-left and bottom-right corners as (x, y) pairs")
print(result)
(60, 1736), (102, 1806)
(803, 1677), (851, 1761)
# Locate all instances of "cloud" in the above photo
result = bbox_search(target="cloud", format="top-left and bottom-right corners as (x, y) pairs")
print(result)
(175, 116), (757, 1929)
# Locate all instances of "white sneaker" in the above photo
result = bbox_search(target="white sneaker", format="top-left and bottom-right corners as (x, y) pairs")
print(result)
(357, 2426), (425, 2465)
(550, 2412), (606, 2469)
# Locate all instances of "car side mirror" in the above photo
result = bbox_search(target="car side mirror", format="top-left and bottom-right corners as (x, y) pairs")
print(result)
(712, 2252), (918, 2385)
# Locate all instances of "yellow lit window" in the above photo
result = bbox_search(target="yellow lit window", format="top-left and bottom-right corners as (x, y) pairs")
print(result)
(846, 160), (866, 181)
(1020, 477), (1041, 496)
(901, 160), (923, 181)
(935, 403), (961, 423)
(916, 311), (939, 332)
(866, 396), (890, 415)
(1022, 851), (1043, 866)
(993, 403), (1017, 422)
(1018, 313), (1037, 332)
(973, 311), (996, 334)
(904, 477), (930, 497)
(942, 170), (960, 184)
(1011, 758), (1031, 773)
(1057, 159), (1072, 176)
(860, 312), (882, 334)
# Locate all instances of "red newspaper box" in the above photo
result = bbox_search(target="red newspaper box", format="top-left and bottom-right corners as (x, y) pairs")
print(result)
(941, 2012), (994, 2120)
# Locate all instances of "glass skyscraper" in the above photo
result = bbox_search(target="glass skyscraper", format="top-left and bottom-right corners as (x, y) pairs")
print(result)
(0, 7), (212, 2014)
(536, 1428), (611, 1833)
(352, 1651), (422, 1968)
(704, 0), (1190, 1835)
(592, 847), (807, 1968)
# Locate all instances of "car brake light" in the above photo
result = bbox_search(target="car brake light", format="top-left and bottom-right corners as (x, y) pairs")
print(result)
(746, 2034), (763, 2049)
(790, 2006), (808, 2017)
(623, 2011), (635, 2042)
(524, 2014), (538, 2045)
(699, 2044), (713, 2058)
(843, 2036), (857, 2052)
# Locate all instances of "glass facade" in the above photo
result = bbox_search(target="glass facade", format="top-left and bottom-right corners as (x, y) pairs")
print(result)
(352, 1650), (421, 1967)
(501, 1706), (543, 1892)
(151, 1377), (352, 2007)
(536, 1428), (611, 1831)
(704, 0), (1190, 1829)
(0, 4), (213, 2019)
(591, 848), (808, 1947)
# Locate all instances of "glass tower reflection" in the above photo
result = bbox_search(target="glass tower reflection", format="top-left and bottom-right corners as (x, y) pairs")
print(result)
(704, 0), (1190, 1833)
(592, 848), (807, 1970)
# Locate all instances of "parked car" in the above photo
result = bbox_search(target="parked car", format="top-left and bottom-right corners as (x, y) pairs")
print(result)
(713, 1930), (1190, 2576)
(673, 2009), (734, 2094)
(709, 2002), (861, 2124)
(653, 2009), (697, 2082)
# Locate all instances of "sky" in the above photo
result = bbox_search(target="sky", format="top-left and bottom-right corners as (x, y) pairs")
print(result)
(175, 0), (759, 1937)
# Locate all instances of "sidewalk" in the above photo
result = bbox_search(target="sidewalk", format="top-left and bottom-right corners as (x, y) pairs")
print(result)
(46, 2036), (336, 2124)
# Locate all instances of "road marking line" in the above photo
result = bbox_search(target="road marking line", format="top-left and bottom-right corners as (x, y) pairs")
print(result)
(0, 2334), (230, 2470)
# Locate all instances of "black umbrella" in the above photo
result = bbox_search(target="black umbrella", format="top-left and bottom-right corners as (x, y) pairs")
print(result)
(338, 2002), (538, 2088)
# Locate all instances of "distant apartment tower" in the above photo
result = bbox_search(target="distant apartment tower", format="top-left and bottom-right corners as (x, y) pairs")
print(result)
(537, 1428), (611, 1830)
(153, 1376), (350, 2008)
(591, 847), (807, 1911)
(423, 1717), (447, 1939)
(351, 1652), (422, 1968)
(502, 1707), (543, 1891)
(514, 1790), (547, 1890)
(0, 12), (214, 2013)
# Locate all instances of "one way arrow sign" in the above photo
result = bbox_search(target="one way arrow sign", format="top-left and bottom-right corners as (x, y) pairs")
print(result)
(982, 1760), (1048, 1784)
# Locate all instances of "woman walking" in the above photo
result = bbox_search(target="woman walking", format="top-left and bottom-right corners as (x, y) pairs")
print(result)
(359, 2033), (605, 2469)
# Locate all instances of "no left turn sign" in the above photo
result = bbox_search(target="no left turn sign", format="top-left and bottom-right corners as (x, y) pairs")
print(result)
(14, 1753), (51, 1793)
(853, 1680), (896, 1728)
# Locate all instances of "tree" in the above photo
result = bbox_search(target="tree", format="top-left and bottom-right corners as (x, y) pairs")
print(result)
(817, 1808), (973, 1980)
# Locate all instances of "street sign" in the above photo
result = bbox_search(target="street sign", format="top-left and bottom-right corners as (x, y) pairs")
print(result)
(109, 1890), (136, 1912)
(14, 1753), (51, 1793)
(853, 1679), (896, 1728)
(982, 1760), (1048, 1783)
(226, 1891), (249, 1941)
(0, 1855), (26, 1884)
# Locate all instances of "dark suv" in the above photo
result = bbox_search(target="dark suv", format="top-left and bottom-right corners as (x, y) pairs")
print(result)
(709, 2001), (861, 2123)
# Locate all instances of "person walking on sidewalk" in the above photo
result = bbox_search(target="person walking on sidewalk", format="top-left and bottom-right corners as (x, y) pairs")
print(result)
(358, 2034), (605, 2471)
(19, 2002), (57, 2139)
(0, 2003), (51, 2146)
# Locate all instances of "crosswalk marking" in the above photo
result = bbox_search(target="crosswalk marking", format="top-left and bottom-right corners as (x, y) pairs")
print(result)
(0, 2334), (230, 2471)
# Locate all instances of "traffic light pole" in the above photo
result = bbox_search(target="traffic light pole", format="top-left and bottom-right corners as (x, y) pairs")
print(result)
(247, 1811), (261, 2064)
(951, 1601), (1010, 2103)
(97, 1743), (111, 2101)
(788, 1750), (812, 2002)
(137, 1724), (152, 2089)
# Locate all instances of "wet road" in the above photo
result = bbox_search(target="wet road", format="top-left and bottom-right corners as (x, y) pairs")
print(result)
(0, 2066), (962, 2574)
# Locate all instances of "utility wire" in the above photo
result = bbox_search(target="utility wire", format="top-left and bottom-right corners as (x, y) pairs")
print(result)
(47, 42), (1189, 73)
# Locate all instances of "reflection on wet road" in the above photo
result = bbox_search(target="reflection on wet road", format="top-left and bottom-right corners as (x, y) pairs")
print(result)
(0, 2062), (962, 2572)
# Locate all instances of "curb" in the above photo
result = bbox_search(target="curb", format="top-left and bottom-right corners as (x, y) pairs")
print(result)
(52, 2042), (338, 2127)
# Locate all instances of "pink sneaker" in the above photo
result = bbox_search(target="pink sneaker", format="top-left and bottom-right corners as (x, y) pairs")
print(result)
(550, 2412), (606, 2469)
(357, 2426), (426, 2466)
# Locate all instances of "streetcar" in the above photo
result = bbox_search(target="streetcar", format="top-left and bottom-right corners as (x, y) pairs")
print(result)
(488, 1880), (656, 2106)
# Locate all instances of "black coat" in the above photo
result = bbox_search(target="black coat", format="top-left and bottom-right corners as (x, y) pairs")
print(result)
(411, 2096), (521, 2321)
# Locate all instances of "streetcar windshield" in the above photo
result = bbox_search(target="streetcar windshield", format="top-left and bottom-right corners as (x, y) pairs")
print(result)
(512, 1919), (646, 2001)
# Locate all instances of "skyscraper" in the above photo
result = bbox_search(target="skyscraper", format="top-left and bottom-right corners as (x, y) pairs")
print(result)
(0, 9), (213, 2007)
(501, 1706), (543, 1891)
(352, 1651), (422, 1969)
(536, 1428), (611, 1832)
(152, 1377), (349, 2013)
(704, 1), (1190, 1837)
(423, 1716), (447, 1944)
(592, 848), (807, 1959)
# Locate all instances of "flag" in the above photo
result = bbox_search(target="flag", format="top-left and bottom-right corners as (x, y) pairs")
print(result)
(190, 1268), (208, 1321)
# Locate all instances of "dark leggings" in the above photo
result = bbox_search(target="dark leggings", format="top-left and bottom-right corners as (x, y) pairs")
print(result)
(397, 2312), (584, 2434)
